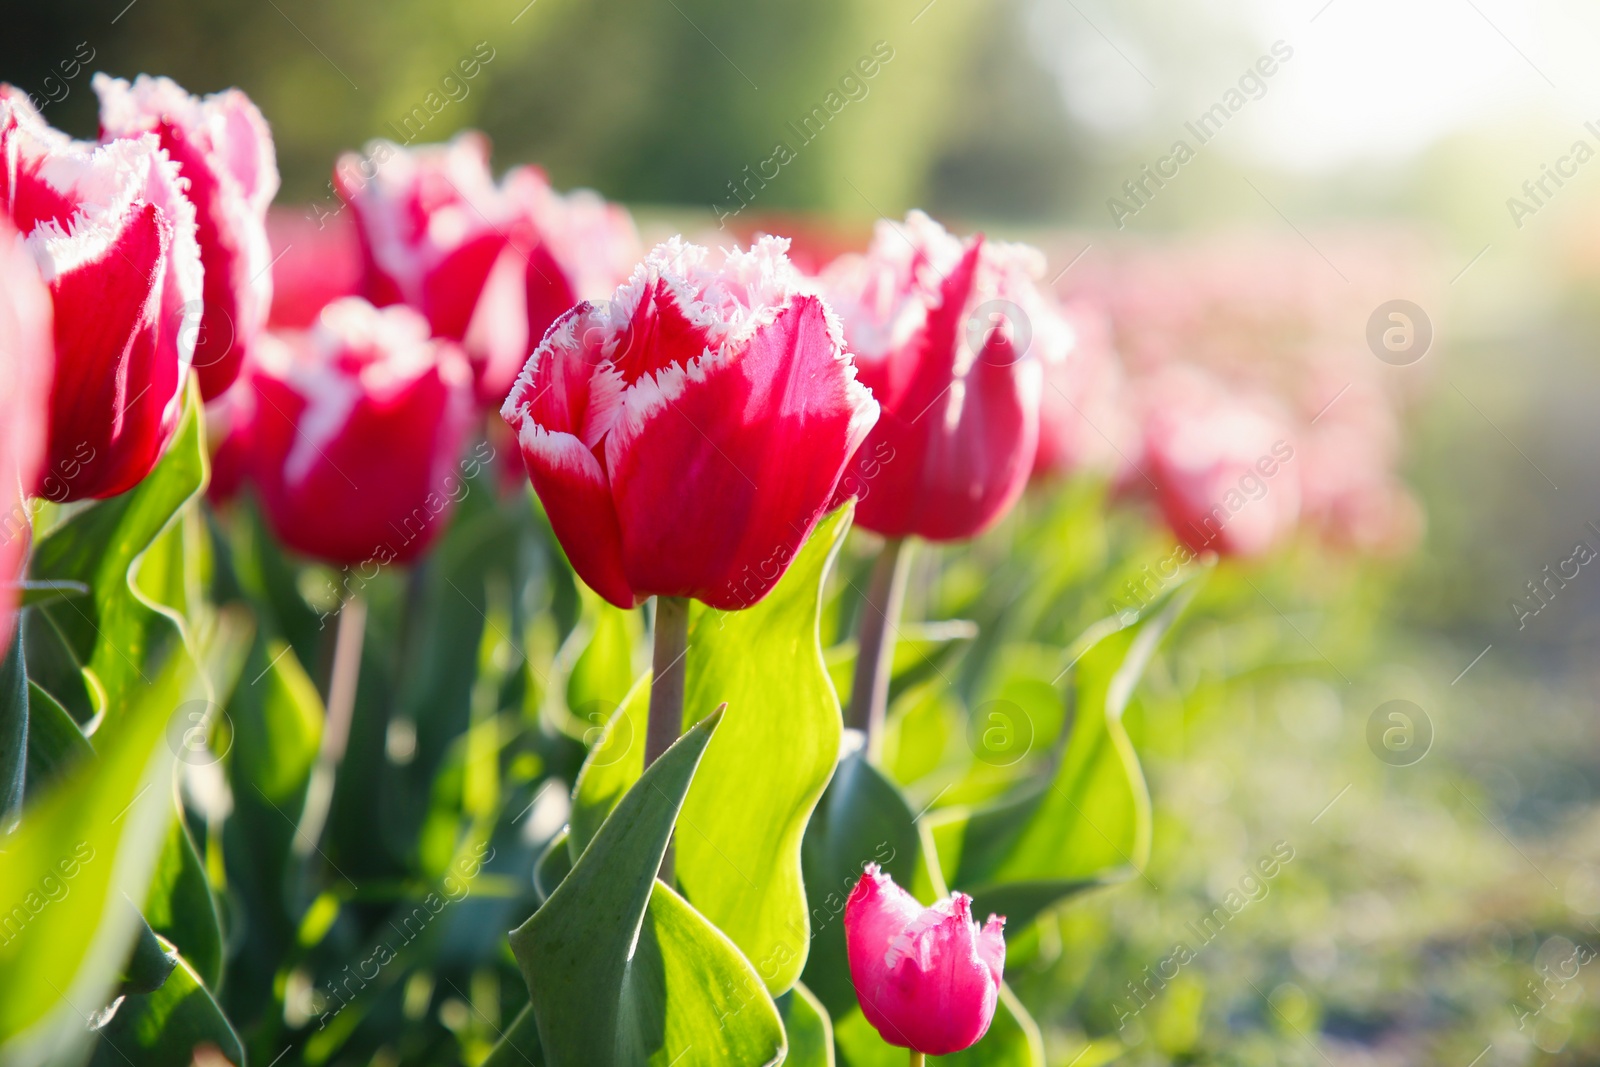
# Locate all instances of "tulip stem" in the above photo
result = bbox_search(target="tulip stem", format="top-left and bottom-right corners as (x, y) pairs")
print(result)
(909, 1053), (925, 1067)
(646, 595), (691, 883)
(847, 536), (912, 763)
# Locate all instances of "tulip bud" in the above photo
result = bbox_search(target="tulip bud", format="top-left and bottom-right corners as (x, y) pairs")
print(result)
(96, 74), (281, 400)
(845, 863), (1006, 1055)
(337, 133), (639, 408)
(1, 87), (202, 501)
(821, 211), (1069, 541)
(247, 298), (474, 566)
(0, 215), (53, 650)
(501, 236), (879, 610)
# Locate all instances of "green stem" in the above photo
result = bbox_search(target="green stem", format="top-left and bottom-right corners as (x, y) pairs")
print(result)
(846, 537), (911, 763)
(646, 595), (691, 882)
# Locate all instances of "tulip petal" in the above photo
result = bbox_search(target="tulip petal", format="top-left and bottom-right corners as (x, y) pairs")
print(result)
(606, 294), (876, 608)
(503, 307), (634, 607)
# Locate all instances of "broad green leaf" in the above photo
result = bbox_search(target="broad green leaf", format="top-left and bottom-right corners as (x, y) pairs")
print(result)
(119, 912), (178, 995)
(231, 637), (324, 804)
(28, 389), (208, 722)
(673, 504), (853, 996)
(779, 982), (835, 1067)
(89, 945), (245, 1067)
(568, 505), (853, 997)
(567, 673), (651, 854)
(534, 828), (573, 904)
(511, 708), (785, 1067)
(219, 636), (324, 1022)
(144, 806), (224, 990)
(0, 651), (199, 1067)
(799, 749), (922, 1019)
(482, 1004), (545, 1067)
(832, 982), (1043, 1066)
(1, 623), (26, 822)
(22, 680), (93, 794)
(927, 579), (1200, 929)
(15, 579), (89, 609)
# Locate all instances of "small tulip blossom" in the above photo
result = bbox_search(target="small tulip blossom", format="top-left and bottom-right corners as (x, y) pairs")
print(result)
(96, 74), (280, 400)
(845, 863), (1006, 1056)
(247, 298), (474, 566)
(0, 86), (201, 501)
(501, 236), (879, 610)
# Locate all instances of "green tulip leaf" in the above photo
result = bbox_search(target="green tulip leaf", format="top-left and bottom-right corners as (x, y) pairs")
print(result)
(799, 749), (922, 1019)
(22, 680), (94, 796)
(927, 577), (1201, 929)
(511, 707), (786, 1067)
(569, 504), (853, 996)
(1, 623), (27, 822)
(0, 649), (201, 1067)
(118, 912), (178, 995)
(143, 808), (224, 990)
(89, 944), (245, 1067)
(565, 589), (640, 731)
(779, 981), (836, 1067)
(28, 388), (208, 723)
(482, 1004), (545, 1067)
(533, 827), (574, 905)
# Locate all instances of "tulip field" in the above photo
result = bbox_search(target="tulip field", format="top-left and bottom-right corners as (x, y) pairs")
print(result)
(1, 11), (1597, 1067)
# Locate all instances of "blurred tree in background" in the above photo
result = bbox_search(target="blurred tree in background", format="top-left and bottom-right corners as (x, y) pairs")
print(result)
(7, 0), (1089, 219)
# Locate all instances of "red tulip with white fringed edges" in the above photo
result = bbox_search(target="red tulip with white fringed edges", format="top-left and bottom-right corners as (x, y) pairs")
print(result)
(95, 73), (280, 401)
(246, 297), (474, 567)
(337, 132), (639, 407)
(0, 85), (200, 502)
(500, 234), (879, 612)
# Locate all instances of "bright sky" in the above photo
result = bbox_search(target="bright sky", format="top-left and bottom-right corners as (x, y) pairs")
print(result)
(1037, 0), (1600, 171)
